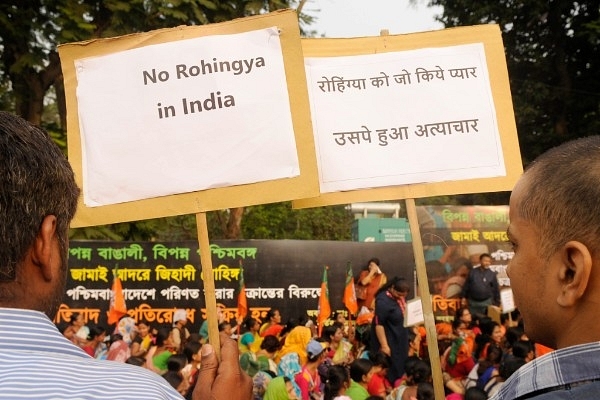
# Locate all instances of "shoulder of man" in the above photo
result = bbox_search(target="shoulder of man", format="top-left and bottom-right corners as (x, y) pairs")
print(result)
(11, 355), (184, 399)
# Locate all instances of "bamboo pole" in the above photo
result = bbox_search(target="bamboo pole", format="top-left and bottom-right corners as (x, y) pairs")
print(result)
(196, 212), (220, 358)
(406, 198), (445, 399)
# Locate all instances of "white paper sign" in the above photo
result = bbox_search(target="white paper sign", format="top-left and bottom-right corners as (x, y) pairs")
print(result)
(305, 43), (505, 193)
(500, 288), (515, 313)
(75, 28), (299, 207)
(404, 297), (425, 327)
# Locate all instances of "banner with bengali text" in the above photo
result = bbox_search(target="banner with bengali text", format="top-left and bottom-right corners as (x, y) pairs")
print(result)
(58, 206), (512, 330)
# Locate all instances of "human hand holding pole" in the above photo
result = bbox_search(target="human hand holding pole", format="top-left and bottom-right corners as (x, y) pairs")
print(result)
(192, 332), (253, 400)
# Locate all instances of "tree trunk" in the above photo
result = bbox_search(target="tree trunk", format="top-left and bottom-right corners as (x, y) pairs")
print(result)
(16, 51), (63, 125)
(225, 207), (245, 239)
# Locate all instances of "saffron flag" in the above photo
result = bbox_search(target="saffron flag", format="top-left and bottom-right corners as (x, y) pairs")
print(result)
(343, 261), (358, 315)
(237, 261), (248, 325)
(317, 266), (331, 336)
(107, 272), (127, 325)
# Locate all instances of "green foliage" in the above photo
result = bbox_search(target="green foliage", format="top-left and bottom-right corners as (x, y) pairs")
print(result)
(242, 202), (352, 240)
(2, 0), (320, 241)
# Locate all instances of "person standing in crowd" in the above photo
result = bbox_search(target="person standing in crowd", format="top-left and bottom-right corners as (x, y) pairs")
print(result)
(370, 277), (410, 386)
(491, 136), (600, 399)
(0, 111), (251, 399)
(356, 258), (387, 311)
(460, 253), (500, 317)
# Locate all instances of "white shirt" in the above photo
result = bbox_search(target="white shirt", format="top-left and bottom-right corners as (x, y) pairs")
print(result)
(0, 308), (183, 399)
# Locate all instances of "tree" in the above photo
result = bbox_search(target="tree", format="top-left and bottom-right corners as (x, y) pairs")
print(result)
(1, 1), (317, 241)
(0, 0), (313, 127)
(427, 0), (600, 165)
(238, 202), (353, 240)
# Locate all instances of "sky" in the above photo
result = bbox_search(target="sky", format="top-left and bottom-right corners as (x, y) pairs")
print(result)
(303, 0), (444, 38)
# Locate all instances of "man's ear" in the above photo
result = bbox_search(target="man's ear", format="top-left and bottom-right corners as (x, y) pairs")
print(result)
(31, 215), (58, 282)
(556, 240), (592, 307)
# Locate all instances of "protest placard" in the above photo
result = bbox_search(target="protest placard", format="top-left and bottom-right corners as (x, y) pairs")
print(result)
(59, 8), (317, 356)
(294, 25), (521, 208)
(59, 10), (318, 227)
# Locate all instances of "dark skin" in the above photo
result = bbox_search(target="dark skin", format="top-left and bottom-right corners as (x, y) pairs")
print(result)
(193, 332), (253, 400)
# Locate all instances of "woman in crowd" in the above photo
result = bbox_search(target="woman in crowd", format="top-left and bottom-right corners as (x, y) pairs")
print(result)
(82, 326), (107, 358)
(162, 354), (187, 393)
(240, 317), (262, 354)
(442, 317), (476, 395)
(146, 327), (176, 374)
(264, 376), (299, 400)
(389, 359), (431, 400)
(63, 312), (88, 347)
(241, 334), (280, 378)
(106, 333), (131, 362)
(180, 340), (202, 399)
(324, 365), (352, 400)
(367, 352), (391, 397)
(107, 316), (137, 362)
(171, 309), (190, 354)
(295, 339), (326, 400)
(370, 277), (410, 386)
(260, 308), (284, 338)
(276, 326), (312, 398)
(465, 343), (503, 391)
(356, 258), (387, 311)
(322, 322), (353, 365)
(474, 318), (503, 360)
(131, 320), (154, 358)
(345, 358), (374, 400)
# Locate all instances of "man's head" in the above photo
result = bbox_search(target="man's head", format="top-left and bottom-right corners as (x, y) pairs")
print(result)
(507, 135), (600, 349)
(479, 253), (492, 269)
(0, 112), (79, 317)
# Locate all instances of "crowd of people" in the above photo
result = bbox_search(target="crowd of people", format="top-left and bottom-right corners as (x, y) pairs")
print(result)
(56, 268), (543, 400)
(5, 109), (600, 400)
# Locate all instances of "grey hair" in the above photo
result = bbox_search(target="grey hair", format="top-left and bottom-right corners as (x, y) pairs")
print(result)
(0, 112), (79, 281)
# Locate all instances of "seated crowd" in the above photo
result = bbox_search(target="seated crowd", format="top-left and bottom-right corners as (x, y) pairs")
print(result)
(63, 307), (548, 400)
(59, 303), (543, 400)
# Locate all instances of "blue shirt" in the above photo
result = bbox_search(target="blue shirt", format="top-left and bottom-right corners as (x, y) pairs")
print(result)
(491, 342), (600, 399)
(0, 308), (183, 399)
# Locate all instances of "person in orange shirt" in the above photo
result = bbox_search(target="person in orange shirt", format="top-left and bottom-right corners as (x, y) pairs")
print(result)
(356, 258), (387, 311)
